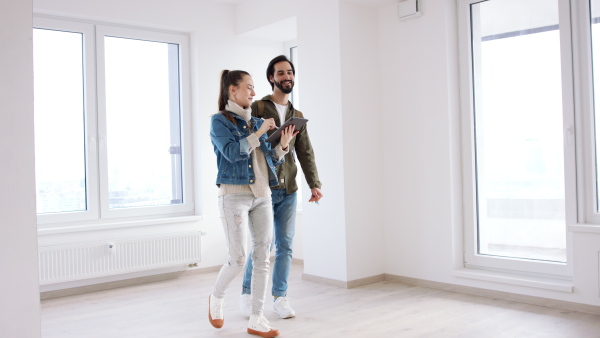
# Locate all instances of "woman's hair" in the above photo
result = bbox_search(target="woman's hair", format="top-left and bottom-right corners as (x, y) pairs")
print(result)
(218, 69), (250, 124)
(266, 55), (295, 90)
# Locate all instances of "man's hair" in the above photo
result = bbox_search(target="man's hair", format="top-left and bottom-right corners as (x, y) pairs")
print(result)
(266, 55), (295, 90)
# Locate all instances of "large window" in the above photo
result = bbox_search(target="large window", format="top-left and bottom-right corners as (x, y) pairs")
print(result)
(290, 45), (300, 108)
(33, 17), (193, 225)
(459, 0), (579, 276)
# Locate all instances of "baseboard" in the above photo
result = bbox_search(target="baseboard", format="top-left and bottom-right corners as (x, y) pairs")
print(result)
(383, 274), (600, 316)
(41, 261), (600, 316)
(40, 265), (221, 300)
(302, 273), (348, 288)
(302, 273), (385, 289)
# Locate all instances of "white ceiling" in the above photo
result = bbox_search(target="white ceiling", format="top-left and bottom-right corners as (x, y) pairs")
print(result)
(239, 16), (297, 42)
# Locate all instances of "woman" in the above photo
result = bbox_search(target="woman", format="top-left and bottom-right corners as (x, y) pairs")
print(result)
(208, 70), (296, 338)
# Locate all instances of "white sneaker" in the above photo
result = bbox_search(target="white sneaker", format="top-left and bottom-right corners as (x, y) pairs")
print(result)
(248, 314), (280, 337)
(239, 293), (252, 317)
(273, 297), (295, 319)
(208, 295), (224, 328)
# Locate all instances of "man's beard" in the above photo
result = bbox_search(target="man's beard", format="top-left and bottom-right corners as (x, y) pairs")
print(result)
(275, 79), (294, 94)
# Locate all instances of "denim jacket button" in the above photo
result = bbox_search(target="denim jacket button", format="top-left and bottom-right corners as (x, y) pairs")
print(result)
(250, 180), (254, 183)
(243, 126), (247, 129)
(249, 165), (252, 168)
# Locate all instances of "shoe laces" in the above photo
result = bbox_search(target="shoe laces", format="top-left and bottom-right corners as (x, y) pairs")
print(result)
(257, 314), (272, 330)
(278, 297), (290, 307)
(211, 296), (224, 314)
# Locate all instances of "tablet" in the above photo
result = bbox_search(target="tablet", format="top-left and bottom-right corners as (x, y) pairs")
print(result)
(265, 117), (308, 144)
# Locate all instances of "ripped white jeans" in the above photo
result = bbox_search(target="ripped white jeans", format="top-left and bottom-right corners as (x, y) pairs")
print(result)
(212, 192), (273, 316)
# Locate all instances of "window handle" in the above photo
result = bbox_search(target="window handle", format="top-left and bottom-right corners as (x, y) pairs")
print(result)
(564, 125), (574, 148)
(90, 136), (97, 153)
(98, 136), (107, 151)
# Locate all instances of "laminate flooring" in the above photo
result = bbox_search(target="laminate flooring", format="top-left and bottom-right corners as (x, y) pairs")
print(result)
(41, 264), (600, 338)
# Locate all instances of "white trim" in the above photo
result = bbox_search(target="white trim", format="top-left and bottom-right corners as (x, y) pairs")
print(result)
(569, 223), (600, 233)
(458, 0), (479, 278)
(573, 0), (600, 224)
(458, 0), (574, 277)
(33, 17), (100, 224)
(33, 15), (196, 226)
(95, 24), (194, 219)
(32, 12), (192, 35)
(453, 268), (574, 292)
(558, 0), (577, 277)
(37, 215), (203, 235)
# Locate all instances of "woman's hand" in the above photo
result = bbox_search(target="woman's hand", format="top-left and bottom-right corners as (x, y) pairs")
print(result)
(279, 125), (299, 150)
(255, 118), (276, 137)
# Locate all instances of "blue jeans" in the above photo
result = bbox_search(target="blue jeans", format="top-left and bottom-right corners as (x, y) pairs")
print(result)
(242, 189), (296, 297)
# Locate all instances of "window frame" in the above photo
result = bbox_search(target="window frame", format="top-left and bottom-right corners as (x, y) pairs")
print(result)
(34, 17), (100, 225)
(457, 0), (580, 277)
(33, 16), (195, 227)
(573, 0), (600, 225)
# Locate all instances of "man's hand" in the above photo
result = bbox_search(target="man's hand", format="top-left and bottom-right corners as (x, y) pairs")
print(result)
(308, 187), (323, 203)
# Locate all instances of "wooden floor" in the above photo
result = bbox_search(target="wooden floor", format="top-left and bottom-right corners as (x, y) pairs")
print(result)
(41, 264), (600, 338)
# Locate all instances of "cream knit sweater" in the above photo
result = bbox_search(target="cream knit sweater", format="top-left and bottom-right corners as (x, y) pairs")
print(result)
(218, 100), (287, 198)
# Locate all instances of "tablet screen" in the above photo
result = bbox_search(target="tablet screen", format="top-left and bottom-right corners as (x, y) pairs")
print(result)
(265, 117), (308, 144)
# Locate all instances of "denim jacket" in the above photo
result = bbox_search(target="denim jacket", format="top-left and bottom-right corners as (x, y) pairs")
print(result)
(210, 112), (284, 187)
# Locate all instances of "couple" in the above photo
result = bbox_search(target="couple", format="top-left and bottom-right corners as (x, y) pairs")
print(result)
(208, 55), (323, 337)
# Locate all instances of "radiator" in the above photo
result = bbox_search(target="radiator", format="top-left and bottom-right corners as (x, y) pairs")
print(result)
(38, 231), (201, 285)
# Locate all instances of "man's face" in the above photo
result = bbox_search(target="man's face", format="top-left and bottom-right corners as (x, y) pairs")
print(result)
(270, 61), (295, 94)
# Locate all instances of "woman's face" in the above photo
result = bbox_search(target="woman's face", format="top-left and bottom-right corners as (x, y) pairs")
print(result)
(230, 74), (255, 109)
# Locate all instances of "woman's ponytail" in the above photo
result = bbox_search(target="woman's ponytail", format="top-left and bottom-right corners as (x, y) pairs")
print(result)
(217, 69), (250, 124)
(218, 70), (230, 111)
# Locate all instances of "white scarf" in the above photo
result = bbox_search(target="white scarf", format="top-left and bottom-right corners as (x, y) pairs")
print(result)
(225, 100), (252, 122)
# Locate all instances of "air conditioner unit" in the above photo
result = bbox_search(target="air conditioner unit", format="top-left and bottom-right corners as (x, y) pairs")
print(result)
(398, 0), (422, 21)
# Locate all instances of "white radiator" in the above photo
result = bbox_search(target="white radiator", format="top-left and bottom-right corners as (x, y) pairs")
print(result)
(38, 231), (201, 285)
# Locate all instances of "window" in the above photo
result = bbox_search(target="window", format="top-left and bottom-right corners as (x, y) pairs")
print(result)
(290, 45), (300, 108)
(459, 0), (579, 276)
(287, 44), (306, 205)
(33, 17), (193, 225)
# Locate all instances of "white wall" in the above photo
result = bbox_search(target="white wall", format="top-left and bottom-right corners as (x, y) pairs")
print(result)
(379, 0), (600, 307)
(339, 2), (385, 281)
(0, 0), (42, 337)
(296, 0), (350, 281)
(379, 0), (458, 283)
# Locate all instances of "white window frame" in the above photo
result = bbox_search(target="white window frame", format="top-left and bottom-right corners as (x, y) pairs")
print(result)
(34, 17), (100, 225)
(457, 0), (580, 277)
(34, 16), (194, 227)
(572, 0), (600, 226)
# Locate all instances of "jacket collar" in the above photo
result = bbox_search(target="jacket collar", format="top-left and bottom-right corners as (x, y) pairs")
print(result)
(261, 94), (295, 110)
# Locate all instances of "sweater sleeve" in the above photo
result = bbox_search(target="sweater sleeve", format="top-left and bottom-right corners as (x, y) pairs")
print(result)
(246, 133), (260, 153)
(273, 143), (289, 161)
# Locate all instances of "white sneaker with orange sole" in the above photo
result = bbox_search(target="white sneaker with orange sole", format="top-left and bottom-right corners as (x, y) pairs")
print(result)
(247, 314), (280, 337)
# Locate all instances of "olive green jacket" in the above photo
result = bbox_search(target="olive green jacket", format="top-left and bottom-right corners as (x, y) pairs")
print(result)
(251, 95), (322, 194)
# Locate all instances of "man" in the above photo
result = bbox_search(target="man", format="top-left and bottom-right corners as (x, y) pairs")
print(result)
(239, 55), (323, 319)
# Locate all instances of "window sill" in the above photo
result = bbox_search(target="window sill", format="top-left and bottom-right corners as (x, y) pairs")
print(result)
(452, 268), (574, 293)
(38, 215), (204, 235)
(569, 224), (600, 233)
